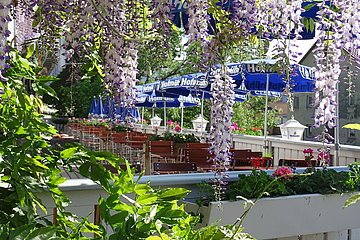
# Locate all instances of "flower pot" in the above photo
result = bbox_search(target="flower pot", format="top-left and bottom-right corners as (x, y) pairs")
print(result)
(186, 192), (360, 239)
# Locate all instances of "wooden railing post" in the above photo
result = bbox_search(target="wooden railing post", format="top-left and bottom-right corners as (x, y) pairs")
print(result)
(143, 141), (151, 175)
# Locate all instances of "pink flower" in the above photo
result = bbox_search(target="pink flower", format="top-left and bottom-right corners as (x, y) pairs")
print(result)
(174, 124), (181, 132)
(167, 120), (174, 126)
(273, 166), (293, 179)
(317, 151), (330, 164)
(230, 122), (239, 131)
(303, 148), (313, 154)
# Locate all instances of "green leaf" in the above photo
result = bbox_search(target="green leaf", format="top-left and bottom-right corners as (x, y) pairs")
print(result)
(134, 184), (152, 196)
(108, 212), (128, 225)
(136, 194), (158, 205)
(158, 188), (190, 201)
(25, 44), (35, 59)
(60, 147), (78, 159)
(9, 224), (35, 240)
(49, 175), (67, 186)
(113, 202), (135, 214)
(145, 236), (162, 240)
(344, 193), (360, 208)
(309, 18), (315, 33)
(343, 123), (360, 130)
(302, 3), (316, 11)
(79, 161), (91, 177)
(15, 126), (27, 135)
(24, 226), (57, 240)
(303, 17), (309, 32)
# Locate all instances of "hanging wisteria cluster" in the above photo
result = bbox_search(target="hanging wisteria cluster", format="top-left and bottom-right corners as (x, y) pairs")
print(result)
(63, 0), (94, 52)
(150, 0), (172, 37)
(231, 0), (258, 37)
(209, 69), (235, 202)
(0, 0), (12, 79)
(14, 3), (37, 51)
(187, 0), (210, 47)
(0, 0), (359, 201)
(313, 0), (360, 130)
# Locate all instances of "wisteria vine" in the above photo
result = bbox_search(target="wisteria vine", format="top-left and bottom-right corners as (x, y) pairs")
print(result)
(0, 0), (12, 79)
(209, 68), (235, 202)
(0, 0), (359, 202)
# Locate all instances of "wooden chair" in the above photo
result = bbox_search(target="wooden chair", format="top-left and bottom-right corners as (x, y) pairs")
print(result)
(111, 132), (128, 155)
(148, 141), (176, 163)
(279, 159), (317, 167)
(153, 162), (197, 174)
(250, 157), (274, 169)
(184, 148), (213, 171)
(230, 150), (262, 170)
(185, 142), (211, 149)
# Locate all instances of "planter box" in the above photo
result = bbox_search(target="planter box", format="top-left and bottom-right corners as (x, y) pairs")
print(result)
(186, 193), (360, 239)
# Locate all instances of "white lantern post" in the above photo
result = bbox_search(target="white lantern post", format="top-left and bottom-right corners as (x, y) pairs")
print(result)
(279, 116), (307, 141)
(192, 115), (209, 132)
(150, 115), (162, 128)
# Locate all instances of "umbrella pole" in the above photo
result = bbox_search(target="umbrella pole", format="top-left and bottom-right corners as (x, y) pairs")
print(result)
(263, 74), (269, 154)
(334, 81), (340, 165)
(141, 107), (145, 128)
(200, 91), (205, 139)
(164, 101), (167, 127)
(181, 105), (184, 133)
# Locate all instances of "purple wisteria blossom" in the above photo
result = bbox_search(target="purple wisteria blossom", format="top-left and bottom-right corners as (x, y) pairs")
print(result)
(105, 38), (138, 109)
(313, 0), (344, 129)
(0, 0), (12, 75)
(63, 1), (95, 52)
(231, 0), (258, 36)
(150, 0), (173, 36)
(187, 0), (210, 47)
(14, 5), (37, 51)
(209, 68), (235, 202)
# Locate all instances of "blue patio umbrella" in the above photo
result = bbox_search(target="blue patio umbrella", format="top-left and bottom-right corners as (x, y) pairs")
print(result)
(135, 94), (200, 129)
(170, 1), (322, 40)
(207, 59), (315, 93)
(115, 106), (140, 122)
(158, 73), (211, 97)
(136, 82), (181, 98)
(88, 96), (99, 118)
(158, 59), (314, 147)
(135, 95), (200, 108)
(234, 59), (314, 149)
(96, 96), (106, 118)
(103, 96), (115, 119)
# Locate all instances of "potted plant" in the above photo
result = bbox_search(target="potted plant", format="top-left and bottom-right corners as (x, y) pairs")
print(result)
(187, 165), (360, 239)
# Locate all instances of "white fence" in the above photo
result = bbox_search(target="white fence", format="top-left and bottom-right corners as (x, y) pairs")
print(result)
(134, 124), (360, 166)
(37, 168), (359, 240)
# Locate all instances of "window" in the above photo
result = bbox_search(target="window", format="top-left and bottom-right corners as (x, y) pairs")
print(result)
(306, 95), (313, 109)
(293, 96), (300, 109)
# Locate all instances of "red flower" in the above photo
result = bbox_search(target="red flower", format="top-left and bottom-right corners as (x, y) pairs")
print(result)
(174, 124), (181, 132)
(273, 167), (293, 179)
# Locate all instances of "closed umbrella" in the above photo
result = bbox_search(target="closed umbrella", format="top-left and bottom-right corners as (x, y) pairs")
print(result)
(88, 96), (98, 118)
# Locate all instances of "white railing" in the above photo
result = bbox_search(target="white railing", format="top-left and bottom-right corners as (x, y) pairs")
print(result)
(37, 167), (358, 240)
(133, 124), (360, 166)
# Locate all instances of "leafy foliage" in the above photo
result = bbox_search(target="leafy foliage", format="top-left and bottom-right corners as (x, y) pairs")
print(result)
(43, 46), (104, 118)
(0, 50), (101, 239)
(232, 95), (281, 136)
(0, 48), (254, 240)
(149, 132), (200, 143)
(213, 167), (360, 201)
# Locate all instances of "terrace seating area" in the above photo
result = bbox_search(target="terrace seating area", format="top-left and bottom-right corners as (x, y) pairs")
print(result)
(62, 122), (278, 175)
